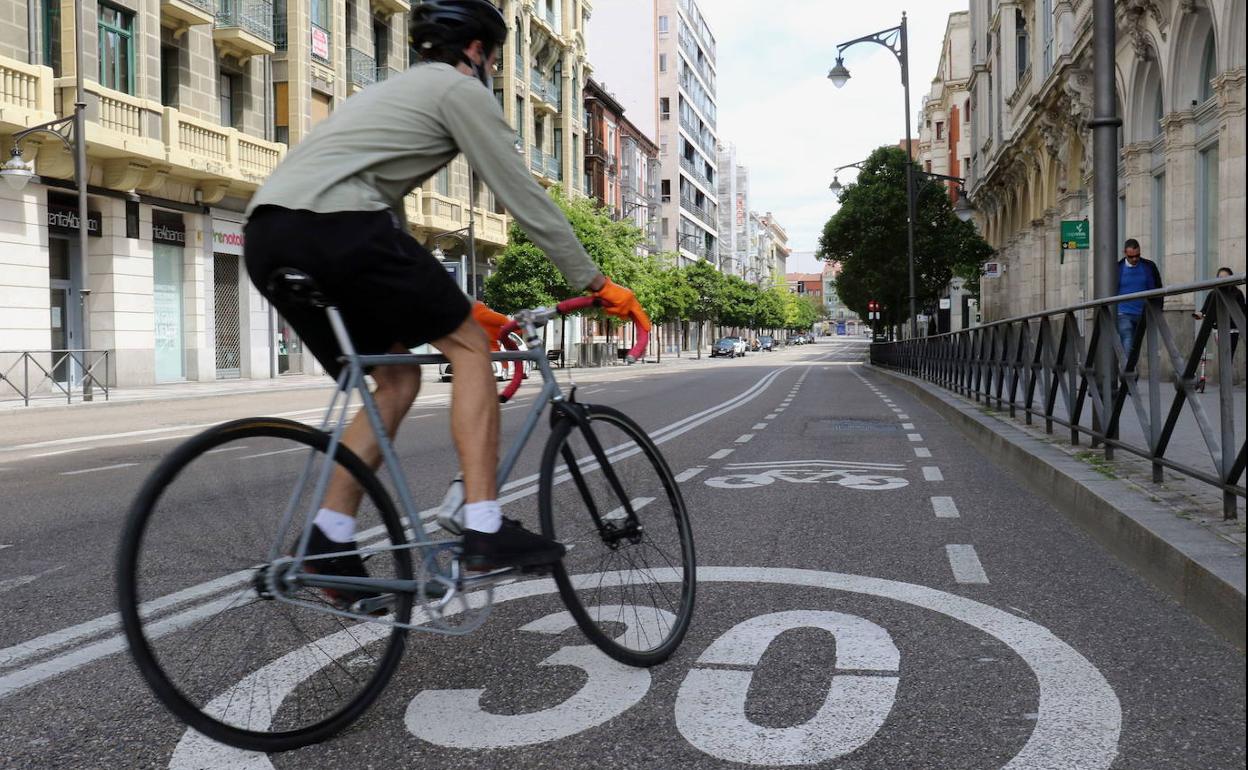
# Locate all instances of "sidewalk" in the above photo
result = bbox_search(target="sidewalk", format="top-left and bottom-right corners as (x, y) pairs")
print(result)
(870, 364), (1245, 648)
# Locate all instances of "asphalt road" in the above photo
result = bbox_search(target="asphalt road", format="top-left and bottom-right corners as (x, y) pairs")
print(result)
(0, 339), (1243, 769)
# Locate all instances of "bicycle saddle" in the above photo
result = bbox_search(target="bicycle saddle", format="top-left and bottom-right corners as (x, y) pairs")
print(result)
(267, 268), (331, 308)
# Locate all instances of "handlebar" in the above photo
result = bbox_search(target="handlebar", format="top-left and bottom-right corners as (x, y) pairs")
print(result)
(496, 295), (651, 403)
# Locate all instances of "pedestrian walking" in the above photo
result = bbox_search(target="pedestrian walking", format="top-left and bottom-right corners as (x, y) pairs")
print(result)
(1114, 239), (1163, 358)
(1192, 267), (1246, 359)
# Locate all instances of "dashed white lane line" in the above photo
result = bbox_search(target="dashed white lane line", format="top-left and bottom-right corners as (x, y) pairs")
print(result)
(946, 545), (989, 584)
(774, 407), (785, 412)
(765, 414), (778, 420)
(604, 496), (655, 521)
(0, 544), (11, 550)
(675, 467), (706, 483)
(140, 434), (193, 444)
(735, 434), (755, 444)
(752, 423), (768, 430)
(709, 449), (734, 460)
(931, 496), (960, 517)
(923, 466), (945, 482)
(902, 423), (915, 430)
(915, 447), (932, 458)
(239, 447), (304, 460)
(898, 413), (910, 419)
(907, 433), (923, 442)
(31, 447), (94, 458)
(59, 463), (137, 476)
(205, 446), (248, 455)
(891, 408), (903, 414)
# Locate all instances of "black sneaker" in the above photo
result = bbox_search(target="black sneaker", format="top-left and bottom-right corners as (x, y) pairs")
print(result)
(303, 525), (378, 607)
(462, 517), (566, 571)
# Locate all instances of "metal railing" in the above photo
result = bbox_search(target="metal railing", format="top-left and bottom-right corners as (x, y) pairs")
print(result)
(215, 0), (274, 42)
(0, 350), (112, 406)
(530, 145), (545, 173)
(870, 276), (1247, 518)
(680, 155), (713, 190)
(347, 47), (376, 87)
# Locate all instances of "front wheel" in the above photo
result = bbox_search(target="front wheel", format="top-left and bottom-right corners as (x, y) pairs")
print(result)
(539, 405), (696, 667)
(117, 418), (413, 753)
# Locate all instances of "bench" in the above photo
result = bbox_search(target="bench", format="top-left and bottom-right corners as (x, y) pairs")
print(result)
(547, 349), (564, 367)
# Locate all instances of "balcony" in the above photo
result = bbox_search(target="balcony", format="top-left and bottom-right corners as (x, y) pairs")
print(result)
(214, 0), (275, 60)
(679, 156), (713, 191)
(347, 48), (376, 93)
(161, 0), (214, 37)
(368, 0), (410, 16)
(681, 199), (716, 229)
(0, 57), (55, 132)
(547, 154), (562, 181)
(375, 66), (401, 82)
(530, 68), (561, 113)
(164, 107), (285, 187)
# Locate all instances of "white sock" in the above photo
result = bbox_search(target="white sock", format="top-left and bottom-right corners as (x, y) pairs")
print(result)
(464, 500), (503, 533)
(314, 508), (357, 543)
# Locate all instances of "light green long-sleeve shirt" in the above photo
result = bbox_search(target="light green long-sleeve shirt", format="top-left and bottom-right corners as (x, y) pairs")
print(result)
(246, 62), (601, 290)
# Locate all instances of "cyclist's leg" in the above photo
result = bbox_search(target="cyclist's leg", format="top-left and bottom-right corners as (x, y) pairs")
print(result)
(323, 342), (421, 515)
(430, 317), (498, 505)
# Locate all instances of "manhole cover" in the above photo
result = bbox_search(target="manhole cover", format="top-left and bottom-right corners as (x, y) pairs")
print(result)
(804, 419), (902, 437)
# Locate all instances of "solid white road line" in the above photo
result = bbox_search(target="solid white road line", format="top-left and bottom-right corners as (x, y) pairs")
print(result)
(946, 545), (989, 584)
(907, 433), (923, 442)
(674, 467), (706, 482)
(914, 447), (932, 458)
(735, 434), (754, 444)
(931, 496), (960, 517)
(922, 466), (945, 482)
(205, 446), (248, 455)
(59, 463), (137, 476)
(239, 447), (305, 460)
(31, 447), (94, 458)
(709, 449), (734, 460)
(140, 434), (193, 443)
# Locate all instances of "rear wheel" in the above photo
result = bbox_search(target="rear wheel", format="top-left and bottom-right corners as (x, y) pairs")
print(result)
(538, 405), (695, 667)
(117, 417), (413, 753)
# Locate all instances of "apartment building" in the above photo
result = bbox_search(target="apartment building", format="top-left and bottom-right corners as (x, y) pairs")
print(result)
(583, 77), (660, 252)
(588, 0), (719, 264)
(716, 142), (749, 276)
(1, 0), (588, 394)
(917, 11), (972, 202)
(966, 0), (1245, 323)
(755, 211), (789, 282)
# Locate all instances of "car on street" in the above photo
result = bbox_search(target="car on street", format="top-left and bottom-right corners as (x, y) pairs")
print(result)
(727, 336), (748, 356)
(758, 335), (775, 351)
(710, 337), (739, 358)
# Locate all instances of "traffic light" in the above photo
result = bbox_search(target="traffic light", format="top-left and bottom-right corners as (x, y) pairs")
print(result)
(867, 300), (880, 320)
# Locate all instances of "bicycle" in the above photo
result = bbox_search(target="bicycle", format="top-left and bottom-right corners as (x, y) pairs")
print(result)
(116, 269), (696, 753)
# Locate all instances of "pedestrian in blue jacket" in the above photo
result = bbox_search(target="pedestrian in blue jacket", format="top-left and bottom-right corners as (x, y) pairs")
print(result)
(1115, 239), (1163, 358)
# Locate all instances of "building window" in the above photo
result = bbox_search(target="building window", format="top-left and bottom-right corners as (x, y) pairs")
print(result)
(660, 97), (670, 119)
(43, 0), (62, 76)
(1015, 9), (1029, 79)
(1198, 145), (1219, 280)
(219, 73), (238, 128)
(658, 15), (668, 33)
(935, 121), (944, 140)
(661, 179), (671, 202)
(1041, 0), (1053, 74)
(1199, 31), (1217, 103)
(160, 46), (179, 107)
(98, 3), (134, 94)
(1151, 173), (1165, 273)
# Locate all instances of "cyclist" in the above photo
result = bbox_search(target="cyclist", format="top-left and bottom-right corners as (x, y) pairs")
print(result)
(243, 0), (649, 602)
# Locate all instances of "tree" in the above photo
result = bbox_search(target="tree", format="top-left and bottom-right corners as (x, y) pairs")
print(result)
(817, 145), (992, 331)
(680, 260), (725, 357)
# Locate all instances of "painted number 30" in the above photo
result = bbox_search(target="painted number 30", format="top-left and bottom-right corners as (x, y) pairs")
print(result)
(406, 606), (900, 766)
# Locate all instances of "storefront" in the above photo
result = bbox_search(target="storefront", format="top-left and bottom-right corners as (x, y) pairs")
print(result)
(45, 193), (100, 382)
(211, 219), (245, 379)
(152, 211), (186, 383)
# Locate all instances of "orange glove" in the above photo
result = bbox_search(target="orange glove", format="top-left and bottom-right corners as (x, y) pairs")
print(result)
(593, 279), (652, 331)
(471, 301), (509, 349)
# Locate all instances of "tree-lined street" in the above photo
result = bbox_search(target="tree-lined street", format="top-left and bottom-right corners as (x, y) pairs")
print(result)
(1, 341), (1242, 768)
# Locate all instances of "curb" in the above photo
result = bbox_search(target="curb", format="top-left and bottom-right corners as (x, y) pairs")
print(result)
(867, 364), (1246, 650)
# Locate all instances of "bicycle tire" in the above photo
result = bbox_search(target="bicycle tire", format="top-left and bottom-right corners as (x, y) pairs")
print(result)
(117, 417), (413, 753)
(538, 404), (695, 666)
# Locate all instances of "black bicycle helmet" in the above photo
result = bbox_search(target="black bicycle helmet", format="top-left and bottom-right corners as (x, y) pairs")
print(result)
(411, 0), (508, 55)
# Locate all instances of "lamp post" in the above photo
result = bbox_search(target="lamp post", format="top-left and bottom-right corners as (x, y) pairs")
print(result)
(828, 12), (918, 338)
(2, 0), (91, 397)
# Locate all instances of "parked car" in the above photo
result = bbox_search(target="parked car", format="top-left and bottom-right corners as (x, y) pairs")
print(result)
(711, 337), (738, 358)
(728, 336), (748, 356)
(758, 335), (775, 351)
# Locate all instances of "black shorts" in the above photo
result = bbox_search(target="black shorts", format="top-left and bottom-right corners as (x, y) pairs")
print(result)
(244, 206), (471, 379)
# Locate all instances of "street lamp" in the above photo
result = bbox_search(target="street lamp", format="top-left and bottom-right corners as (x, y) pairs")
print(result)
(2, 0), (92, 396)
(827, 160), (868, 197)
(828, 13), (918, 338)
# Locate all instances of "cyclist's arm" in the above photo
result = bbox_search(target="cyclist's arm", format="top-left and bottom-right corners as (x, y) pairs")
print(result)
(440, 79), (604, 291)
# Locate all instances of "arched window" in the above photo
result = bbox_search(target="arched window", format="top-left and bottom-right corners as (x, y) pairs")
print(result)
(1152, 87), (1164, 138)
(1199, 30), (1217, 102)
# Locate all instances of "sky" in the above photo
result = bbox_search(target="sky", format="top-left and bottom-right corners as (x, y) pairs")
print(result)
(698, 0), (969, 273)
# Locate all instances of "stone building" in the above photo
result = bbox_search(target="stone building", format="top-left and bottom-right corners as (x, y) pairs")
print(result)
(966, 0), (1245, 326)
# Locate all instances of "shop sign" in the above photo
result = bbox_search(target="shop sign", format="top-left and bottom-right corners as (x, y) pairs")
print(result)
(1061, 219), (1090, 250)
(47, 202), (102, 237)
(153, 211), (187, 247)
(213, 219), (246, 256)
(311, 26), (330, 60)
(983, 261), (1003, 279)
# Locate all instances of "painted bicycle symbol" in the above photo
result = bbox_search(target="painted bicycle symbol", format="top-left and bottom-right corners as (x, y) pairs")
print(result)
(704, 460), (909, 491)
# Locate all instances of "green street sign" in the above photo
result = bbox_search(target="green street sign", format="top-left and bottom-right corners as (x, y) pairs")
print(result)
(1061, 219), (1090, 250)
